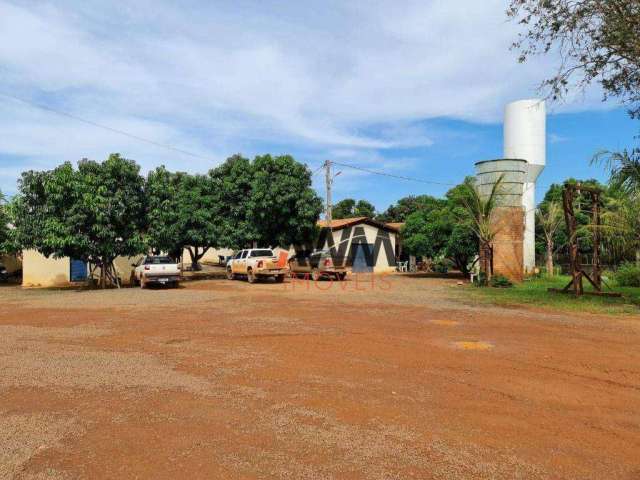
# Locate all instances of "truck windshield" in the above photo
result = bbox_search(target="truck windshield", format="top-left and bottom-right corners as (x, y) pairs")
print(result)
(144, 256), (174, 265)
(250, 250), (274, 257)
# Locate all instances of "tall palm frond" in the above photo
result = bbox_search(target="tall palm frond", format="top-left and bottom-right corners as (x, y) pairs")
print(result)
(600, 195), (640, 258)
(592, 149), (640, 197)
(458, 174), (506, 244)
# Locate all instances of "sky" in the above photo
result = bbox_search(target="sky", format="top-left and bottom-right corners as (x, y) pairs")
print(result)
(0, 0), (638, 212)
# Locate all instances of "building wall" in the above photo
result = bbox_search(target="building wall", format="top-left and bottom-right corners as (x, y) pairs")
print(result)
(320, 223), (397, 273)
(181, 247), (235, 265)
(23, 250), (144, 287)
(111, 255), (144, 285)
(22, 250), (71, 287)
(491, 207), (524, 283)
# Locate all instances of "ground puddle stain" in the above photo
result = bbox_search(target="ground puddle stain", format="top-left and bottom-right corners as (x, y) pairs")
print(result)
(431, 320), (459, 326)
(453, 341), (494, 351)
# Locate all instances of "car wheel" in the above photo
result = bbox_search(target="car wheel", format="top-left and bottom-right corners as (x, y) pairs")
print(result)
(311, 269), (321, 282)
(247, 269), (257, 283)
(226, 268), (235, 280)
(338, 272), (347, 281)
(275, 274), (285, 283)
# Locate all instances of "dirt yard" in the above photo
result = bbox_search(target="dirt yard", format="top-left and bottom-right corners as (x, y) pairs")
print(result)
(1, 275), (640, 479)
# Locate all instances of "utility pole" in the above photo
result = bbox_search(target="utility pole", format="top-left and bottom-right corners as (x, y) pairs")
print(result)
(324, 160), (332, 225)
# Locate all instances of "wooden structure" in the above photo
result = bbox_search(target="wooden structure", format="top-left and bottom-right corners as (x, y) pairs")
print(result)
(549, 183), (620, 297)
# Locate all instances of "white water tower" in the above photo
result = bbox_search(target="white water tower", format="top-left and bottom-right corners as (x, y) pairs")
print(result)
(503, 99), (546, 273)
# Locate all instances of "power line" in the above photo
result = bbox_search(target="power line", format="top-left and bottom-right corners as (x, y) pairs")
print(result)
(331, 161), (457, 186)
(0, 91), (565, 198)
(0, 91), (219, 163)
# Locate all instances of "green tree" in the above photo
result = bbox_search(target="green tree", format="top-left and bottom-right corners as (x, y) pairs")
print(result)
(12, 154), (147, 287)
(508, 0), (640, 118)
(536, 201), (564, 276)
(602, 191), (640, 266)
(402, 198), (476, 275)
(377, 195), (442, 223)
(146, 166), (182, 256)
(402, 198), (448, 259)
(536, 179), (611, 265)
(210, 154), (255, 250)
(147, 167), (219, 270)
(333, 198), (376, 219)
(249, 154), (323, 248)
(210, 154), (322, 249)
(332, 198), (356, 219)
(354, 199), (376, 218)
(592, 150), (640, 265)
(444, 215), (478, 275)
(0, 189), (9, 253)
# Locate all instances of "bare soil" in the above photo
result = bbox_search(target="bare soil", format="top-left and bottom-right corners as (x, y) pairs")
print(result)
(1, 275), (640, 479)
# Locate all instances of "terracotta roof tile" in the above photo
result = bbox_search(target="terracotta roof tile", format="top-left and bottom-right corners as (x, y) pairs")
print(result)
(384, 222), (405, 232)
(316, 217), (368, 229)
(317, 217), (403, 233)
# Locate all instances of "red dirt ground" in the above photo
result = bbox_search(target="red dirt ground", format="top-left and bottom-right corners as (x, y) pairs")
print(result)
(1, 275), (640, 479)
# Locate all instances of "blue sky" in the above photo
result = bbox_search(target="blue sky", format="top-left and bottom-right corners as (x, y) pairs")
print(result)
(0, 0), (638, 212)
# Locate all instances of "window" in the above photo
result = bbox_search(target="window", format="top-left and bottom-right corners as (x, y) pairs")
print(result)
(241, 250), (249, 259)
(234, 251), (244, 259)
(144, 256), (174, 265)
(250, 250), (274, 257)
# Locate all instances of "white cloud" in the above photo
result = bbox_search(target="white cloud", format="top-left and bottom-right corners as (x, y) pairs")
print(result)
(0, 0), (612, 194)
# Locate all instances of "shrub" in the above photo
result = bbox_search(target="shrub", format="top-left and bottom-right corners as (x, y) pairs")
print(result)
(615, 263), (640, 287)
(490, 274), (513, 288)
(433, 258), (453, 274)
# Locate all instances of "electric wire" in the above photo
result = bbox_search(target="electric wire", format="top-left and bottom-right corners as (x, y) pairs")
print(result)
(0, 91), (220, 163)
(311, 164), (325, 176)
(330, 161), (457, 187)
(2, 91), (561, 205)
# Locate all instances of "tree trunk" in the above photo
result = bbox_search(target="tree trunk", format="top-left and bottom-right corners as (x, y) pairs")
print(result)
(636, 249), (640, 267)
(188, 246), (210, 271)
(479, 241), (492, 284)
(100, 257), (107, 289)
(489, 244), (494, 279)
(454, 256), (469, 276)
(546, 240), (554, 276)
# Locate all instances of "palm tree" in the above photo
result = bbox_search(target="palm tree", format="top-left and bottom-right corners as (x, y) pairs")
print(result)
(457, 175), (505, 283)
(593, 149), (640, 197)
(594, 149), (640, 265)
(602, 195), (640, 266)
(536, 201), (564, 276)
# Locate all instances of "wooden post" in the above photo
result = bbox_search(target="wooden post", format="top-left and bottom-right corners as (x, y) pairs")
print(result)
(591, 191), (602, 289)
(550, 183), (620, 297)
(562, 186), (582, 295)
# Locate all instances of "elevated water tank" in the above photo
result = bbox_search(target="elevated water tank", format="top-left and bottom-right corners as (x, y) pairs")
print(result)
(503, 99), (546, 273)
(475, 159), (526, 206)
(474, 159), (526, 282)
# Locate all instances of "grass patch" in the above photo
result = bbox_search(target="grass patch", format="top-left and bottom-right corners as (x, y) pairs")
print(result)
(464, 275), (640, 315)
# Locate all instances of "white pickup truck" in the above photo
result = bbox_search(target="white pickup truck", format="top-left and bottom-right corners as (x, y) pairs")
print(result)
(226, 249), (288, 283)
(132, 255), (181, 288)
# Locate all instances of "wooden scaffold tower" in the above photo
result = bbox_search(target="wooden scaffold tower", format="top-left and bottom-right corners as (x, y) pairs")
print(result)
(548, 182), (620, 297)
